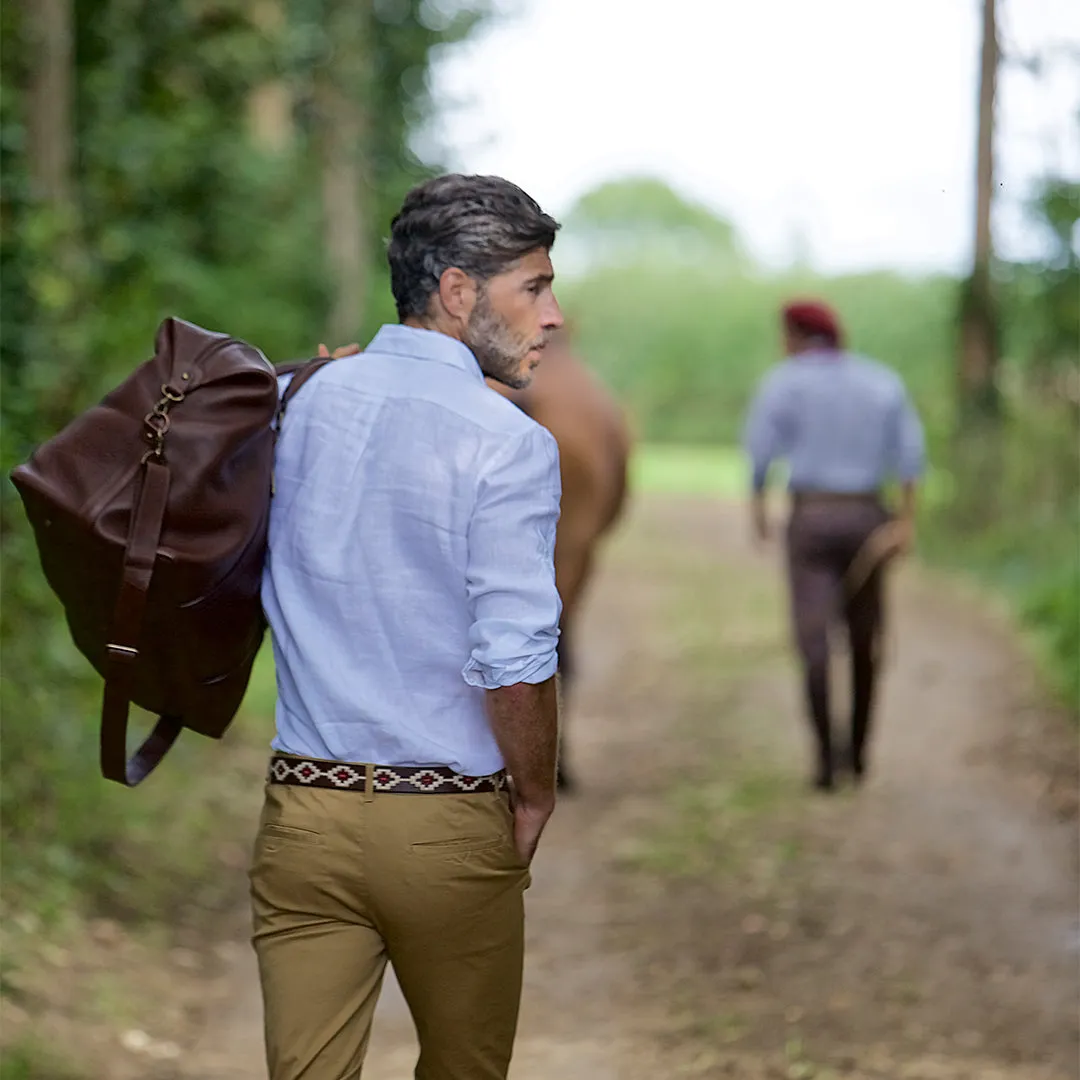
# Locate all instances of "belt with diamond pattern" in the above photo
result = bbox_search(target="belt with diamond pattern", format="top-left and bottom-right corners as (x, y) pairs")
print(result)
(268, 754), (508, 795)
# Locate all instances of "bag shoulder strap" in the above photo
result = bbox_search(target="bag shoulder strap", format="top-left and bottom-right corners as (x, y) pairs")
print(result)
(274, 355), (337, 425)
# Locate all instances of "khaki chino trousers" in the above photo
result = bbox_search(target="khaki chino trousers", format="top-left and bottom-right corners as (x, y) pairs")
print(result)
(249, 770), (531, 1080)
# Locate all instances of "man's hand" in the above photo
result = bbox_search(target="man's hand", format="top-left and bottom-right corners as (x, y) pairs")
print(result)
(317, 342), (361, 359)
(890, 482), (918, 556)
(486, 678), (558, 866)
(751, 493), (771, 547)
(512, 799), (554, 866)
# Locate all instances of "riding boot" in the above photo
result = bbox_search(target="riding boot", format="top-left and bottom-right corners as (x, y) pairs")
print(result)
(849, 650), (876, 782)
(805, 665), (834, 791)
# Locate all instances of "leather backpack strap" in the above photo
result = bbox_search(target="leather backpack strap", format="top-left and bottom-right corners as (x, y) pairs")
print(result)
(100, 459), (183, 786)
(274, 355), (337, 426)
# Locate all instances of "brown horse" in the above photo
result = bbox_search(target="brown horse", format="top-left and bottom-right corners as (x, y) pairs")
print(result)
(488, 328), (632, 790)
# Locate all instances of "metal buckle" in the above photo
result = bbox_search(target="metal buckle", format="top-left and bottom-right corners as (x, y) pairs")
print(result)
(139, 385), (185, 464)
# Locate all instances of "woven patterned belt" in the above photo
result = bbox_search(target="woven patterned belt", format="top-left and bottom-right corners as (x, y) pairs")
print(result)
(268, 754), (508, 795)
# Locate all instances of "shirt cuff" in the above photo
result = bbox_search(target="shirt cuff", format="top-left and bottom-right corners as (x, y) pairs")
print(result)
(461, 649), (559, 691)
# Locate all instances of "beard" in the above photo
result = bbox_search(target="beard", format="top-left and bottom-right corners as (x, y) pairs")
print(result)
(464, 292), (543, 389)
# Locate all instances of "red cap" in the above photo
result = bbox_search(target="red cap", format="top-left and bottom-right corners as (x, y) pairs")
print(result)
(782, 301), (842, 347)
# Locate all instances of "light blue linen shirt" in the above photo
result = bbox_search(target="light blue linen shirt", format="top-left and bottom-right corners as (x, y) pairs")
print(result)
(261, 324), (562, 775)
(743, 350), (926, 493)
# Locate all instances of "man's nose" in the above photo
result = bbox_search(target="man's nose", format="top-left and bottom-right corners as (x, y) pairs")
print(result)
(543, 296), (565, 331)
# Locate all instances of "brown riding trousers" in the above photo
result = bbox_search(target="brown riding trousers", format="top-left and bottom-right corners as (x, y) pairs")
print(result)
(785, 494), (891, 775)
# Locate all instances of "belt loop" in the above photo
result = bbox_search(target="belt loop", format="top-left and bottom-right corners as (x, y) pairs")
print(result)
(363, 762), (375, 803)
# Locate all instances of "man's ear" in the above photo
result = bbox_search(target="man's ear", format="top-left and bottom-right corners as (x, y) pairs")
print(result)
(437, 267), (477, 323)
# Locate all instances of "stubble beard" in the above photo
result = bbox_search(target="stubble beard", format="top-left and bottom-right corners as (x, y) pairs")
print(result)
(465, 292), (540, 390)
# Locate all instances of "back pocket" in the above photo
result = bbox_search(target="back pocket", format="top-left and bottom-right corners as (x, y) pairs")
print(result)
(261, 823), (324, 849)
(411, 835), (503, 856)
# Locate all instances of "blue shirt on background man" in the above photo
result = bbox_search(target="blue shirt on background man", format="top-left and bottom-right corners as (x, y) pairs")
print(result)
(743, 350), (926, 494)
(262, 323), (562, 776)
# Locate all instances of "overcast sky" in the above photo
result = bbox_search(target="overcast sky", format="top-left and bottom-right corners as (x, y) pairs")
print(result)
(429, 0), (1080, 274)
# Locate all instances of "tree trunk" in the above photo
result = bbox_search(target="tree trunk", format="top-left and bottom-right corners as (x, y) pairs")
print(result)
(958, 0), (1000, 420)
(247, 0), (294, 154)
(26, 0), (74, 209)
(21, 0), (91, 426)
(315, 1), (371, 345)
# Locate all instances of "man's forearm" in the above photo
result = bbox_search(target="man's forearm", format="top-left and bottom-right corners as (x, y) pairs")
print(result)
(485, 676), (558, 810)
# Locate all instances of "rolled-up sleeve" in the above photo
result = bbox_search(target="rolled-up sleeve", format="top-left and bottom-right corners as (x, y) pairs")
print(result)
(889, 384), (927, 482)
(461, 425), (562, 690)
(743, 369), (790, 492)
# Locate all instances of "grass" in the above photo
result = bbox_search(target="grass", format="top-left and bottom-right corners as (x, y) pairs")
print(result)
(631, 444), (749, 498)
(631, 443), (951, 508)
(626, 771), (803, 879)
(0, 1037), (85, 1080)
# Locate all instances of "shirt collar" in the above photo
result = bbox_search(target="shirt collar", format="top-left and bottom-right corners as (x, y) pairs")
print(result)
(791, 348), (846, 364)
(366, 324), (485, 383)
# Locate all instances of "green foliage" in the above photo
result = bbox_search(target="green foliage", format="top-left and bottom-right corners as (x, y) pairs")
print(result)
(0, 0), (492, 921)
(565, 174), (747, 267)
(0, 658), (277, 923)
(919, 398), (1079, 710)
(933, 182), (1078, 709)
(1013, 178), (1080, 383)
(1024, 563), (1080, 708)
(562, 261), (956, 445)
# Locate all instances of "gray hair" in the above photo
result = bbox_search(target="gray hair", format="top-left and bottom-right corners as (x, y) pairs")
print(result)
(387, 174), (560, 320)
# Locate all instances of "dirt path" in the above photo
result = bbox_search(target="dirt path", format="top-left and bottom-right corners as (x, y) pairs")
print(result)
(172, 496), (1077, 1080)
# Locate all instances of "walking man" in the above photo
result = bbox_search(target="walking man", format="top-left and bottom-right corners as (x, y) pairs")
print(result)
(743, 301), (926, 791)
(253, 175), (564, 1079)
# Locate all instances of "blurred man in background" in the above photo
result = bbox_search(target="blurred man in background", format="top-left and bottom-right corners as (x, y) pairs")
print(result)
(255, 174), (564, 1080)
(487, 325), (632, 790)
(743, 301), (926, 791)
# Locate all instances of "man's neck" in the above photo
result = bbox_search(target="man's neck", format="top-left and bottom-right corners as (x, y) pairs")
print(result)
(793, 338), (839, 355)
(792, 345), (842, 362)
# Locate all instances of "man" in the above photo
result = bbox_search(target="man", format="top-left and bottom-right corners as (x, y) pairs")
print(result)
(254, 174), (564, 1080)
(743, 300), (925, 791)
(486, 325), (632, 790)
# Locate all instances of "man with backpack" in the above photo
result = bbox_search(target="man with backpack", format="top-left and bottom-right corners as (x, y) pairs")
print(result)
(253, 175), (565, 1079)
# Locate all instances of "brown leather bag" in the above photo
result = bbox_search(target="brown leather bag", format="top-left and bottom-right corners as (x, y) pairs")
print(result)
(10, 317), (333, 786)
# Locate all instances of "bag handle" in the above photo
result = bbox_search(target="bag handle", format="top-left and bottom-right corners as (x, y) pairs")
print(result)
(100, 459), (183, 785)
(100, 354), (339, 786)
